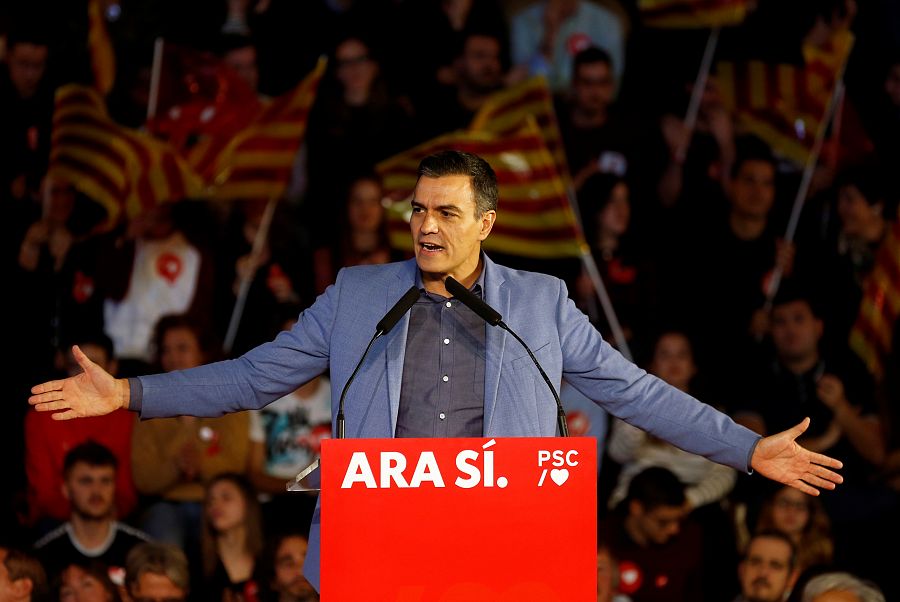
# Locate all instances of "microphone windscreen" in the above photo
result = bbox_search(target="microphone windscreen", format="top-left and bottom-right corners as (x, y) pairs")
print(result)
(376, 286), (421, 335)
(445, 276), (502, 326)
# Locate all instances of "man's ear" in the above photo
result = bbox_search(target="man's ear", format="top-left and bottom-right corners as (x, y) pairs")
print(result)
(479, 210), (496, 240)
(10, 576), (34, 598)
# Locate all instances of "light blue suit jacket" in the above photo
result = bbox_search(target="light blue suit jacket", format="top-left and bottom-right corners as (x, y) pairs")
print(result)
(137, 255), (760, 588)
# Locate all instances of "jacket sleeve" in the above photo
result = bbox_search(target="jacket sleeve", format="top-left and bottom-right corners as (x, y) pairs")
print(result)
(554, 278), (761, 473)
(136, 271), (340, 419)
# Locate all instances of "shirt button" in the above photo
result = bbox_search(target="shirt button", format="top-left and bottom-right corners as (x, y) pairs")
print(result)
(445, 301), (452, 308)
(443, 338), (450, 345)
(442, 375), (449, 382)
(439, 412), (446, 420)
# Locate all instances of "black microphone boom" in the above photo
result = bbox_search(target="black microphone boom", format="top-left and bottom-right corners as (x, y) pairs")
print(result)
(337, 285), (420, 439)
(445, 276), (569, 437)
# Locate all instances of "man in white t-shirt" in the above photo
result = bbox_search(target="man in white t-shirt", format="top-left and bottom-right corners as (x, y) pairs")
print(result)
(248, 368), (331, 535)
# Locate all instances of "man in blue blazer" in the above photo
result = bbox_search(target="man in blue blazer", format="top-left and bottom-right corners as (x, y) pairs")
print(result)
(31, 151), (843, 589)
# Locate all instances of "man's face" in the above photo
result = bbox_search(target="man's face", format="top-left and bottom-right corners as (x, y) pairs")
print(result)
(59, 565), (113, 602)
(336, 38), (377, 100)
(738, 536), (796, 602)
(272, 536), (315, 597)
(129, 572), (187, 602)
(631, 502), (685, 546)
(160, 327), (204, 372)
(729, 159), (776, 220)
(572, 61), (614, 115)
(457, 35), (502, 94)
(771, 300), (822, 364)
(837, 184), (880, 238)
(63, 463), (116, 520)
(6, 42), (48, 99)
(650, 333), (696, 391)
(223, 46), (258, 93)
(410, 175), (495, 285)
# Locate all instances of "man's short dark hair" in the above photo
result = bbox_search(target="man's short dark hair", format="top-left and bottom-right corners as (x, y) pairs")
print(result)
(573, 46), (613, 74)
(771, 281), (823, 320)
(731, 134), (777, 178)
(61, 332), (115, 361)
(63, 440), (118, 478)
(1, 546), (49, 599)
(746, 529), (798, 570)
(126, 543), (190, 594)
(625, 467), (685, 511)
(6, 27), (50, 52)
(417, 150), (498, 217)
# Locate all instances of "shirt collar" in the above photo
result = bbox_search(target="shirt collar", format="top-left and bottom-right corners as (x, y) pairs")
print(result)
(414, 252), (486, 300)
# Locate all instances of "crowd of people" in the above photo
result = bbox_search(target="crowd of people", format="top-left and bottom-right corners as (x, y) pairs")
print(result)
(2, 0), (900, 600)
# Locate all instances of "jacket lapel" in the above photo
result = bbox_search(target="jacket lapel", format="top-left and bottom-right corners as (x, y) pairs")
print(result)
(482, 256), (509, 435)
(385, 259), (418, 435)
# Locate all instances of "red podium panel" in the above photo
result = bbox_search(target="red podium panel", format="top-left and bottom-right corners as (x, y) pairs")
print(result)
(320, 437), (596, 601)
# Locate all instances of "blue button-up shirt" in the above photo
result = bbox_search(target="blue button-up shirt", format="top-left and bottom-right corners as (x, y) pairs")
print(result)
(395, 268), (487, 438)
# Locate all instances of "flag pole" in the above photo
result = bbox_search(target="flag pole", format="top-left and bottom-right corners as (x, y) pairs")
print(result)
(762, 78), (845, 309)
(675, 26), (721, 163)
(146, 37), (164, 121)
(223, 195), (279, 355)
(565, 179), (633, 361)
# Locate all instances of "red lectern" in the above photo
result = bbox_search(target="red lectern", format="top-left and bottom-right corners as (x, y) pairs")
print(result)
(319, 437), (597, 601)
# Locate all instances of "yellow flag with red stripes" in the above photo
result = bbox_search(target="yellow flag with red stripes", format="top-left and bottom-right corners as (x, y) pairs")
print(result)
(638, 0), (747, 28)
(196, 57), (326, 201)
(470, 76), (570, 182)
(849, 219), (900, 380)
(49, 85), (202, 230)
(377, 119), (586, 259)
(715, 31), (853, 165)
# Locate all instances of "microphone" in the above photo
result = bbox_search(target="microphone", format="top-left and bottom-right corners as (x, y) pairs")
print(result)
(445, 276), (569, 437)
(336, 285), (420, 439)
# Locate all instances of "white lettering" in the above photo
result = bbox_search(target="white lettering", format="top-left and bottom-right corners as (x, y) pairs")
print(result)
(538, 450), (551, 466)
(483, 450), (494, 487)
(565, 450), (580, 467)
(409, 452), (445, 487)
(455, 450), (481, 488)
(341, 452), (376, 488)
(380, 452), (409, 488)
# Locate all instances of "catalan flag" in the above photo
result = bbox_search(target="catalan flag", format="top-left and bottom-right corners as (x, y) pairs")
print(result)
(638, 0), (747, 28)
(376, 119), (586, 259)
(715, 31), (853, 165)
(87, 0), (116, 94)
(849, 219), (900, 380)
(146, 41), (261, 155)
(49, 85), (202, 230)
(194, 57), (326, 201)
(470, 76), (570, 182)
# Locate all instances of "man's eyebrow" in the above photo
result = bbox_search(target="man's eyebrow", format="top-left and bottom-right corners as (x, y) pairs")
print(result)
(410, 200), (463, 213)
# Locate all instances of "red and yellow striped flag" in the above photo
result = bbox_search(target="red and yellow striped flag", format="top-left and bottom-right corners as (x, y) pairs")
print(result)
(470, 76), (570, 182)
(716, 31), (853, 165)
(87, 0), (115, 94)
(49, 84), (202, 229)
(849, 219), (900, 380)
(376, 119), (586, 259)
(194, 57), (326, 201)
(638, 0), (747, 28)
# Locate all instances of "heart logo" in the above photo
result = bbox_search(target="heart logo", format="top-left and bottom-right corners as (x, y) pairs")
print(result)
(550, 468), (569, 486)
(156, 253), (183, 284)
